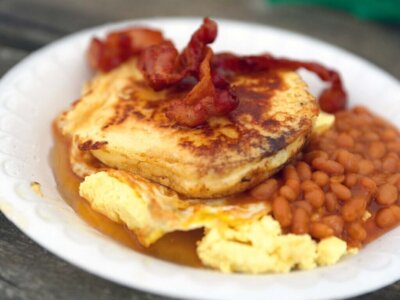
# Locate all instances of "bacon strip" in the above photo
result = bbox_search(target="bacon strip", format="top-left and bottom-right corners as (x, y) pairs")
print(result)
(212, 53), (347, 113)
(165, 48), (238, 127)
(87, 28), (165, 72)
(138, 41), (182, 90)
(139, 17), (218, 90)
(87, 19), (347, 126)
(139, 18), (237, 127)
(138, 19), (346, 126)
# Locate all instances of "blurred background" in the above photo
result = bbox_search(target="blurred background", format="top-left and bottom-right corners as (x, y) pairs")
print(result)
(0, 0), (399, 300)
(0, 0), (399, 79)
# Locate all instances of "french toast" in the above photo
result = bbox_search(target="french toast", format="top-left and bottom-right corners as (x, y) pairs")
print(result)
(57, 58), (318, 198)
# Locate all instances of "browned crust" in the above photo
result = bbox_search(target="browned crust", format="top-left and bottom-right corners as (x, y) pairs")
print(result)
(78, 140), (108, 151)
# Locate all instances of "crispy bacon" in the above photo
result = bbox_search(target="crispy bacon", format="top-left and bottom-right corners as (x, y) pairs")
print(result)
(212, 53), (347, 113)
(138, 41), (182, 90)
(87, 28), (165, 72)
(139, 17), (217, 90)
(137, 18), (346, 126)
(165, 48), (238, 127)
(140, 18), (238, 127)
(88, 19), (347, 126)
(179, 17), (218, 76)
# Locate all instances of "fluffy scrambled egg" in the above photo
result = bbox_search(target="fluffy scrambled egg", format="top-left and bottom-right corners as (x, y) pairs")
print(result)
(313, 111), (335, 136)
(79, 170), (270, 246)
(197, 216), (348, 273)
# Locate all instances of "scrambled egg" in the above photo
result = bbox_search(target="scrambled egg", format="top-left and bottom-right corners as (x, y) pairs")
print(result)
(197, 216), (348, 273)
(79, 170), (270, 246)
(313, 111), (335, 136)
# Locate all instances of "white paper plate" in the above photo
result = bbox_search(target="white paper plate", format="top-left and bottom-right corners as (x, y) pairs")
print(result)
(1, 18), (400, 300)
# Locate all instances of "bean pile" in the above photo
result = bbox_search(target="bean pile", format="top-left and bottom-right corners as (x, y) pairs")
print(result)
(250, 106), (400, 247)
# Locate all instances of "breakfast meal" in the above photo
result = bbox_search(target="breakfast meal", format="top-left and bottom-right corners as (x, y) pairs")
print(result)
(52, 18), (400, 273)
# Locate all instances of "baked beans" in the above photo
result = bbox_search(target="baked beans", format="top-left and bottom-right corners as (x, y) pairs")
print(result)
(292, 207), (309, 234)
(312, 171), (329, 187)
(305, 189), (325, 208)
(294, 200), (313, 214)
(322, 215), (344, 236)
(250, 178), (278, 200)
(312, 158), (344, 175)
(347, 222), (367, 241)
(383, 156), (399, 173)
(249, 106), (400, 247)
(330, 183), (351, 200)
(325, 192), (338, 213)
(336, 133), (354, 149)
(375, 206), (400, 228)
(345, 173), (359, 188)
(376, 184), (398, 205)
(296, 161), (312, 181)
(309, 222), (334, 239)
(272, 196), (292, 227)
(336, 149), (358, 172)
(341, 196), (366, 222)
(359, 177), (377, 195)
(358, 159), (375, 175)
(368, 142), (386, 159)
(279, 185), (297, 201)
(301, 180), (320, 192)
(286, 178), (301, 195)
(283, 165), (299, 181)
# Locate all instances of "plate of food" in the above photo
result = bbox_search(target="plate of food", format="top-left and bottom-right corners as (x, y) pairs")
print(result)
(1, 17), (400, 300)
